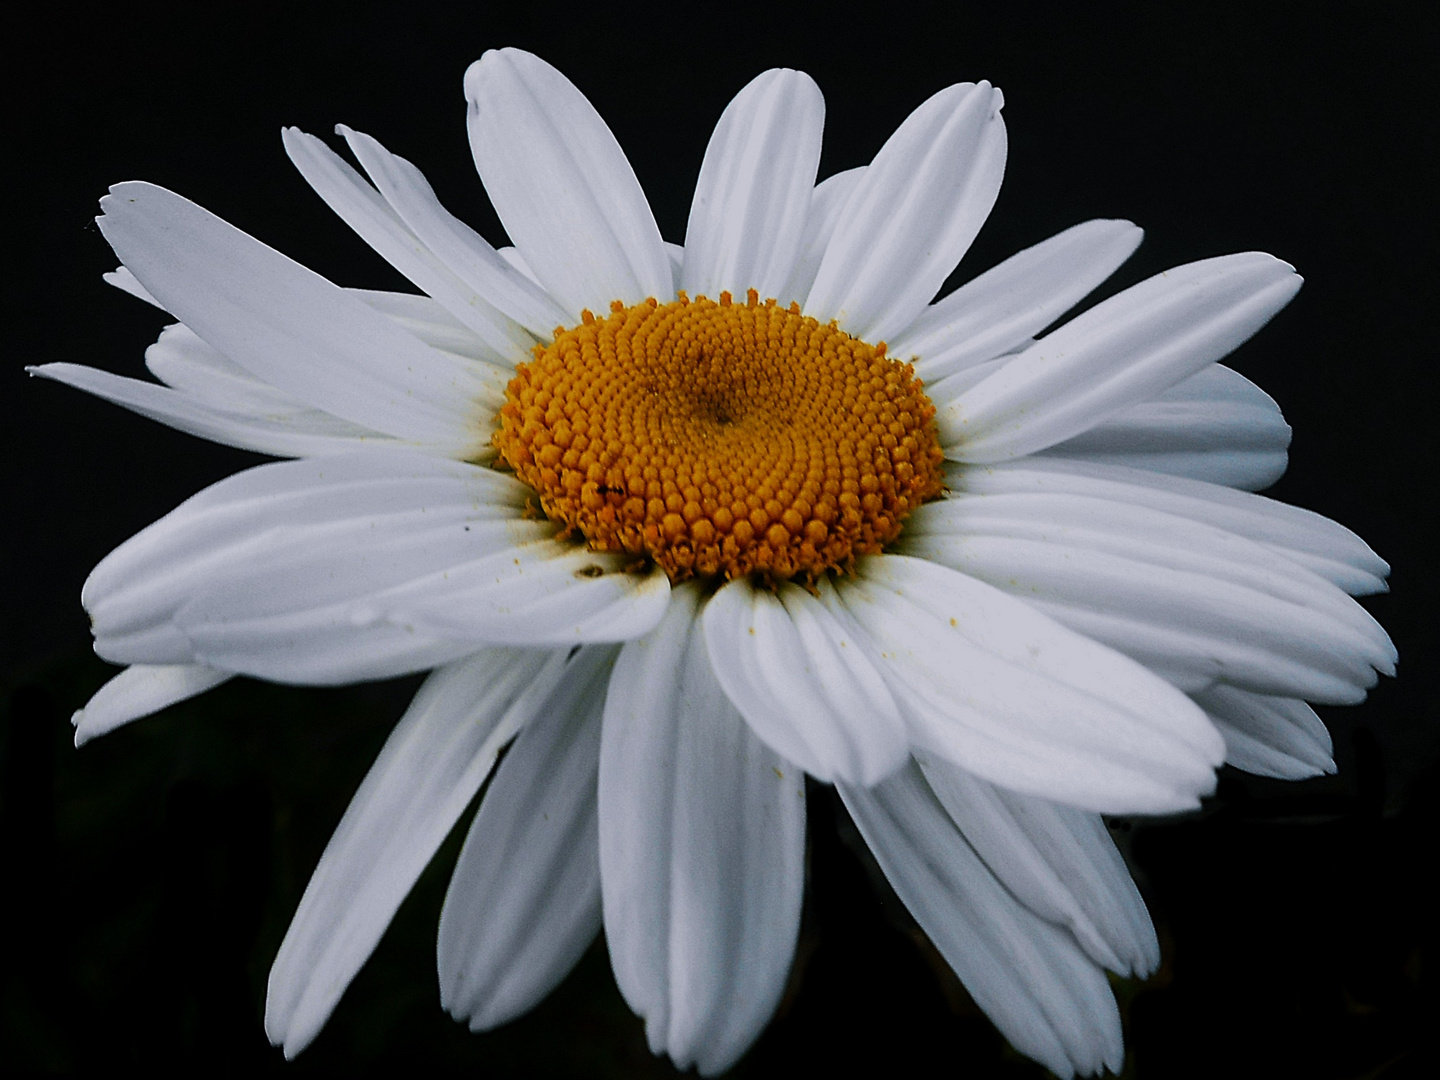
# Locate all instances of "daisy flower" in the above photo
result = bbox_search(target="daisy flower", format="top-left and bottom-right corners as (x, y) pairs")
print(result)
(34, 48), (1395, 1077)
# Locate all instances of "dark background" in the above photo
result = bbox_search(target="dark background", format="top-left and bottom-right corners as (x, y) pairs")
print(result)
(4, 2), (1435, 1076)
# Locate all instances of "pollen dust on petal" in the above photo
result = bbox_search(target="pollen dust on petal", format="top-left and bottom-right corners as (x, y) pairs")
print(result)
(493, 290), (945, 584)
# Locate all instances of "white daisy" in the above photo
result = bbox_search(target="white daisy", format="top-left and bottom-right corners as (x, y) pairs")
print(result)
(35, 48), (1395, 1077)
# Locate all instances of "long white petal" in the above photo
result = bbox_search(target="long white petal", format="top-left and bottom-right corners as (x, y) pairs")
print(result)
(29, 363), (403, 460)
(781, 167), (865, 306)
(82, 451), (548, 680)
(265, 646), (573, 1057)
(1039, 363), (1291, 490)
(439, 645), (617, 1030)
(948, 456), (1390, 595)
(465, 48), (671, 315)
(829, 556), (1224, 814)
(681, 69), (824, 302)
(840, 761), (1123, 1079)
(71, 663), (232, 747)
(1194, 685), (1335, 779)
(901, 490), (1393, 669)
(806, 81), (1006, 342)
(97, 182), (493, 455)
(600, 584), (806, 1075)
(943, 254), (1302, 461)
(891, 219), (1144, 381)
(336, 125), (571, 338)
(901, 493), (1393, 703)
(281, 127), (536, 360)
(703, 577), (908, 784)
(916, 755), (1159, 977)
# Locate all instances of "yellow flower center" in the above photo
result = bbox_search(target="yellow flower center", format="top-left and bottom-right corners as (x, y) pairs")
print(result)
(494, 289), (945, 583)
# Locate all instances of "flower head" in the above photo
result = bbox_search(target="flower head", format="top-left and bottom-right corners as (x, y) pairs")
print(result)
(36, 47), (1394, 1077)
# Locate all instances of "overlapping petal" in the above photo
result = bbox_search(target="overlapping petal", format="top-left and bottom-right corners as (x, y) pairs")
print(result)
(96, 182), (495, 456)
(941, 253), (1302, 461)
(439, 645), (617, 1031)
(465, 48), (671, 314)
(806, 81), (1007, 342)
(265, 646), (574, 1056)
(829, 555), (1225, 813)
(841, 760), (1124, 1079)
(681, 68), (824, 302)
(600, 585), (806, 1075)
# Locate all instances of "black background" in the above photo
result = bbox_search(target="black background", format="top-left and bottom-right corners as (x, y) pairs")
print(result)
(4, 2), (1435, 1076)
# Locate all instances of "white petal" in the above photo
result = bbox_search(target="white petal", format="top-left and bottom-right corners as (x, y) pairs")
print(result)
(142, 323), (332, 416)
(1039, 363), (1291, 490)
(806, 82), (1006, 342)
(780, 167), (865, 306)
(1194, 685), (1335, 779)
(681, 69), (824, 302)
(439, 645), (617, 1030)
(943, 253), (1302, 461)
(465, 49), (671, 315)
(600, 584), (806, 1075)
(347, 289), (516, 372)
(97, 182), (493, 455)
(902, 489), (1393, 669)
(369, 542), (671, 647)
(949, 456), (1390, 595)
(82, 450), (541, 680)
(890, 219), (1144, 381)
(702, 577), (907, 784)
(104, 265), (165, 309)
(829, 556), (1224, 814)
(265, 646), (573, 1057)
(840, 760), (1123, 1079)
(71, 663), (232, 747)
(28, 363), (403, 460)
(902, 493), (1393, 704)
(281, 127), (535, 360)
(335, 125), (571, 338)
(916, 755), (1159, 977)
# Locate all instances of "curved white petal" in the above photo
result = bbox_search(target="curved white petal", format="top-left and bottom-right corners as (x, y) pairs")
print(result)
(71, 663), (232, 747)
(780, 167), (865, 306)
(703, 577), (907, 784)
(942, 253), (1302, 461)
(840, 760), (1123, 1079)
(806, 81), (1006, 343)
(1039, 363), (1290, 490)
(600, 584), (806, 1075)
(97, 183), (495, 455)
(29, 363), (403, 460)
(281, 127), (534, 360)
(948, 456), (1390, 595)
(368, 543), (671, 647)
(439, 644), (617, 1030)
(891, 219), (1144, 381)
(916, 754), (1159, 977)
(1194, 685), (1335, 779)
(828, 556), (1224, 814)
(335, 125), (571, 338)
(901, 492), (1393, 705)
(681, 68), (824, 302)
(82, 450), (544, 680)
(465, 48), (671, 314)
(265, 646), (573, 1057)
(901, 490), (1393, 666)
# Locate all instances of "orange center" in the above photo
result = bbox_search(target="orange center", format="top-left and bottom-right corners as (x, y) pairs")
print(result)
(494, 290), (945, 583)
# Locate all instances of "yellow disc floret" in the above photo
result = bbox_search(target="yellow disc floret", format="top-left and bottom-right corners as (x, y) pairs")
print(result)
(494, 289), (945, 584)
